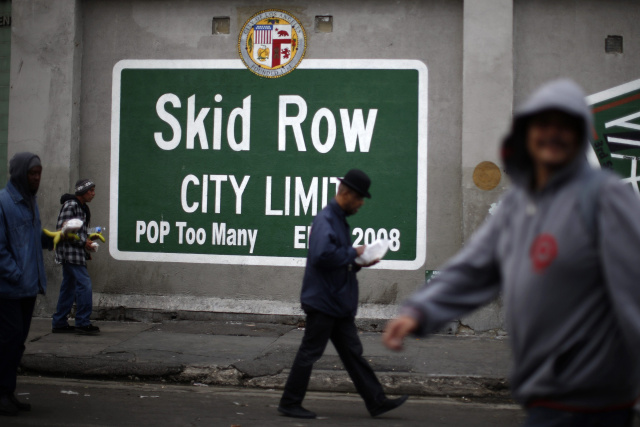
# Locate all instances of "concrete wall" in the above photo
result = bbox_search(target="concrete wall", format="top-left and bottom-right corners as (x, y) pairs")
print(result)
(8, 0), (82, 316)
(458, 0), (512, 332)
(15, 0), (466, 326)
(8, 0), (640, 333)
(514, 0), (640, 102)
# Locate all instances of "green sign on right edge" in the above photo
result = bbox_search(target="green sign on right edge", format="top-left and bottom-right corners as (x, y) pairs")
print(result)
(588, 78), (640, 195)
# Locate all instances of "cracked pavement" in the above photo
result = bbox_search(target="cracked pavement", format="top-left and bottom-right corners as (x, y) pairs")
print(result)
(21, 318), (513, 400)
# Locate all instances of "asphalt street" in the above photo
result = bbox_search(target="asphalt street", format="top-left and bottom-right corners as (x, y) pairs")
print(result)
(5, 376), (526, 427)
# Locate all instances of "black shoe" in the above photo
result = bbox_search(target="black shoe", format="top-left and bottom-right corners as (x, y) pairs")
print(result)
(9, 394), (30, 411)
(52, 325), (76, 333)
(76, 324), (100, 335)
(0, 394), (18, 416)
(277, 404), (317, 419)
(369, 395), (409, 417)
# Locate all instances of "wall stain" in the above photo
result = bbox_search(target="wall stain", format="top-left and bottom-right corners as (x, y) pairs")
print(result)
(367, 282), (399, 305)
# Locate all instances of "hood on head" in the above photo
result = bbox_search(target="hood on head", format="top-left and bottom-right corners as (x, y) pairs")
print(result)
(8, 152), (40, 219)
(501, 79), (592, 186)
(9, 152), (40, 198)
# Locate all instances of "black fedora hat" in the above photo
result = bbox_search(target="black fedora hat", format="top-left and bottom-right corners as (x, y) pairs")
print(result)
(339, 169), (371, 198)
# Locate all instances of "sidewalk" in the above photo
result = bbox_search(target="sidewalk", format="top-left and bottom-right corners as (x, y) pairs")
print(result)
(22, 318), (512, 400)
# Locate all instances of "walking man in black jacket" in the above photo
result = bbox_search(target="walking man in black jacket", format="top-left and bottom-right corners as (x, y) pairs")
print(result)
(277, 169), (408, 419)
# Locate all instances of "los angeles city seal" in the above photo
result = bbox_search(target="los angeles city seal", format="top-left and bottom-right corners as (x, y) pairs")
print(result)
(238, 9), (307, 78)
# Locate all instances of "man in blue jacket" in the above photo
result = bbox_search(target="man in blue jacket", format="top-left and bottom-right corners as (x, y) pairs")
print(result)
(0, 152), (53, 416)
(277, 169), (408, 419)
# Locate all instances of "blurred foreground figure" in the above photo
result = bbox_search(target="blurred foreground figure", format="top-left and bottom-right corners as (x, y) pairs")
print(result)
(384, 79), (640, 427)
(0, 153), (52, 416)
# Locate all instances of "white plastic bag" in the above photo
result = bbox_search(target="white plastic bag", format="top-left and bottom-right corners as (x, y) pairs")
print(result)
(61, 218), (83, 234)
(355, 238), (389, 265)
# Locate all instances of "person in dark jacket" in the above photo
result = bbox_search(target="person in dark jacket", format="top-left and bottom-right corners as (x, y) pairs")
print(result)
(0, 152), (53, 416)
(51, 179), (100, 335)
(383, 79), (640, 427)
(277, 169), (408, 419)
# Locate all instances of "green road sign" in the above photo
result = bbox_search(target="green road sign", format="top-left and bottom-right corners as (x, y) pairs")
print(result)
(110, 60), (427, 269)
(588, 78), (640, 195)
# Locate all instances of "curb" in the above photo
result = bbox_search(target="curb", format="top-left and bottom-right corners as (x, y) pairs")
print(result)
(21, 355), (511, 401)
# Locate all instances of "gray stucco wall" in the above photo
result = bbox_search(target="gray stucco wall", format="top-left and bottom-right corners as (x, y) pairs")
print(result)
(8, 0), (82, 317)
(8, 0), (639, 333)
(514, 0), (640, 105)
(35, 0), (465, 322)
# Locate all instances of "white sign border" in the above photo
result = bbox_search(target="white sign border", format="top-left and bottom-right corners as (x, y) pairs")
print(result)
(110, 59), (428, 270)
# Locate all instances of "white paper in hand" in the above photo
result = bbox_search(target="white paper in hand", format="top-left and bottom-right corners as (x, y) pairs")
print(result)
(355, 238), (389, 266)
(61, 218), (83, 234)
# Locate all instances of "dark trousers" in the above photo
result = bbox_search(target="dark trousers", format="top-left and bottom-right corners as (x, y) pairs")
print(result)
(523, 407), (634, 427)
(0, 296), (36, 395)
(280, 310), (385, 410)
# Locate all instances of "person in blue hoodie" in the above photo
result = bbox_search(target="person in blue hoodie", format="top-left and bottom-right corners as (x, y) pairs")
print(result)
(384, 79), (640, 427)
(0, 152), (53, 416)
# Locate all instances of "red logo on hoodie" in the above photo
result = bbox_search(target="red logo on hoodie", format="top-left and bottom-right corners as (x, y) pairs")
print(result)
(530, 233), (558, 273)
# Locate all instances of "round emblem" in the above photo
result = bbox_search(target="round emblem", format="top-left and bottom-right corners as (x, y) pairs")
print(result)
(472, 161), (502, 191)
(238, 9), (307, 78)
(530, 233), (558, 273)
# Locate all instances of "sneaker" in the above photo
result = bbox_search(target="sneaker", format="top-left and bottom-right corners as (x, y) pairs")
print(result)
(277, 404), (317, 419)
(52, 325), (76, 333)
(75, 324), (100, 335)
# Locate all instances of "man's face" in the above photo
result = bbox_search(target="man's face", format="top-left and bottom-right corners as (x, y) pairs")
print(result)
(27, 165), (42, 193)
(79, 187), (96, 203)
(343, 189), (365, 216)
(526, 110), (582, 170)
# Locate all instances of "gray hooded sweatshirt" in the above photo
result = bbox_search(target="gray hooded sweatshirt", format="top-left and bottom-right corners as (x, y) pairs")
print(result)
(404, 79), (640, 408)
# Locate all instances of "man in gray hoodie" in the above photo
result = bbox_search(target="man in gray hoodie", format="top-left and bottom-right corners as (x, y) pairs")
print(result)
(384, 79), (640, 426)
